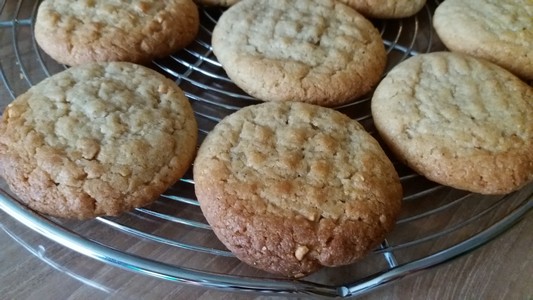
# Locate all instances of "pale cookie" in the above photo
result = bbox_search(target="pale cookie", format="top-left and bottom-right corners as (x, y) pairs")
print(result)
(34, 0), (199, 65)
(211, 0), (387, 107)
(339, 0), (426, 19)
(433, 0), (533, 81)
(194, 102), (402, 277)
(371, 52), (533, 195)
(0, 62), (198, 219)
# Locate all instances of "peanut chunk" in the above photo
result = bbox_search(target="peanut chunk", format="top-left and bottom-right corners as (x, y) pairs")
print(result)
(295, 245), (309, 261)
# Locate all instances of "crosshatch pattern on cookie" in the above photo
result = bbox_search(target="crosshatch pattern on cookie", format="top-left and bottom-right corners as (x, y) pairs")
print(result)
(339, 0), (427, 19)
(227, 4), (376, 68)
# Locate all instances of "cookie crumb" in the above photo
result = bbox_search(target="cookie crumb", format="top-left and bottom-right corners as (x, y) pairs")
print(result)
(379, 214), (387, 224)
(295, 245), (309, 261)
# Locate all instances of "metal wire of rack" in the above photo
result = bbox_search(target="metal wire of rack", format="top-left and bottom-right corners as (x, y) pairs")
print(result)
(0, 0), (531, 298)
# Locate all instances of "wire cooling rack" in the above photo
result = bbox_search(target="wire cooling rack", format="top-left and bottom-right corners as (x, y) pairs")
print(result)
(0, 0), (532, 298)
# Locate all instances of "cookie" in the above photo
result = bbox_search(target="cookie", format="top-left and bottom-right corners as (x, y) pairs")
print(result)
(34, 0), (200, 65)
(211, 0), (387, 107)
(194, 102), (402, 277)
(0, 62), (198, 219)
(433, 0), (533, 81)
(339, 0), (426, 19)
(371, 52), (533, 195)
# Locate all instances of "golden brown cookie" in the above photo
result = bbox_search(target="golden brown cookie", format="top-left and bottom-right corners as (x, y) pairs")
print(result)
(194, 102), (402, 277)
(34, 0), (200, 65)
(0, 62), (198, 219)
(371, 52), (533, 195)
(433, 0), (533, 81)
(339, 0), (426, 19)
(211, 0), (387, 107)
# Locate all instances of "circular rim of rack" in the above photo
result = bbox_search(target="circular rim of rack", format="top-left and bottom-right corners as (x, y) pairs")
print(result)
(0, 0), (532, 298)
(0, 189), (531, 298)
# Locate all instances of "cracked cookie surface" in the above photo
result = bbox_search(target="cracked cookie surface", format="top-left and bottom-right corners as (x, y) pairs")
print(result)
(35, 0), (199, 65)
(197, 0), (426, 17)
(433, 0), (533, 81)
(371, 52), (533, 194)
(211, 0), (386, 107)
(194, 102), (402, 277)
(0, 62), (198, 219)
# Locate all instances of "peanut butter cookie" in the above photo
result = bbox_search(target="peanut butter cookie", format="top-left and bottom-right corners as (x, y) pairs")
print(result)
(194, 102), (402, 277)
(211, 0), (387, 107)
(0, 62), (198, 219)
(433, 0), (533, 81)
(372, 52), (533, 194)
(35, 0), (199, 65)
